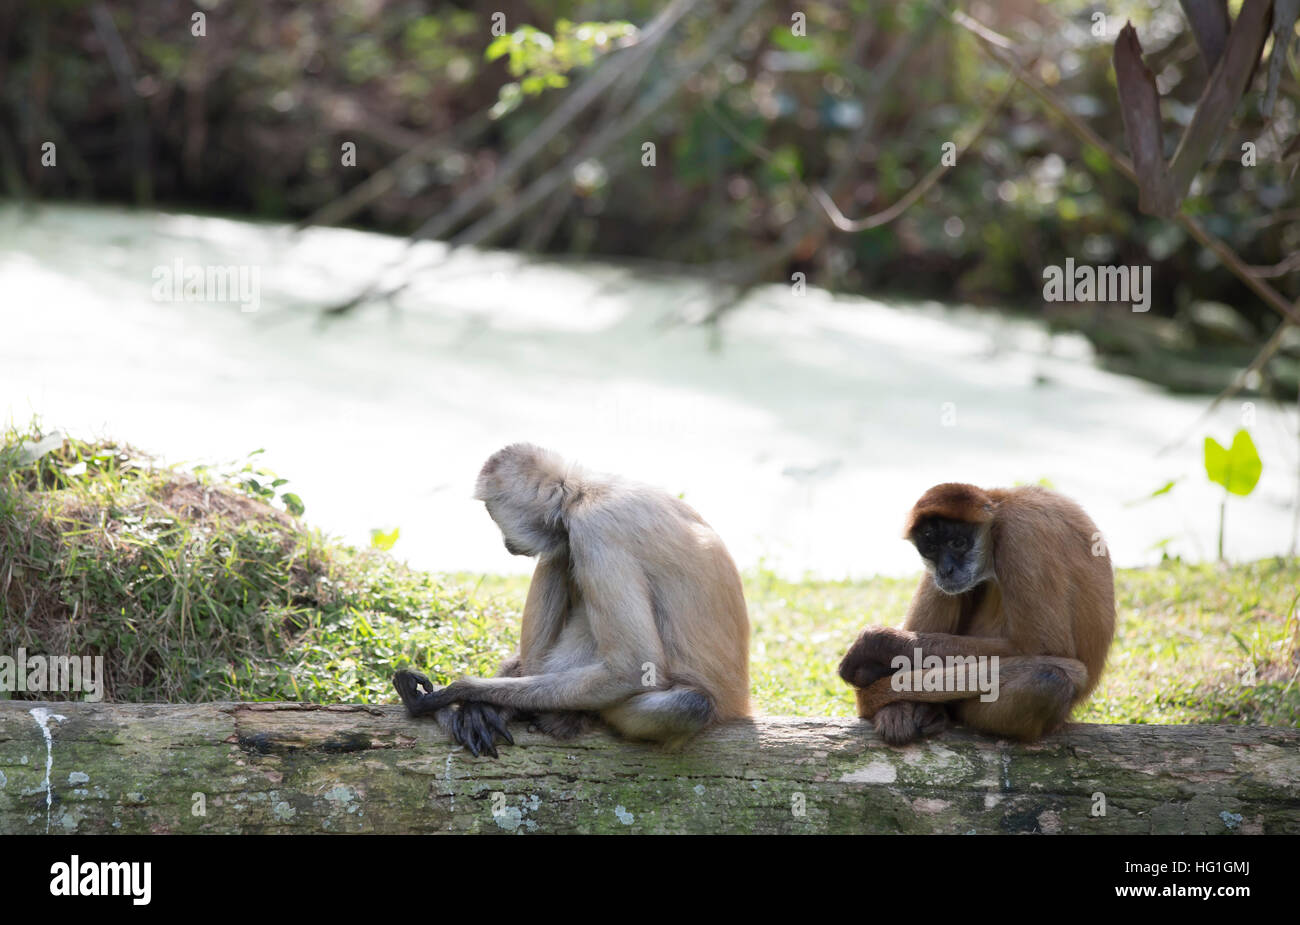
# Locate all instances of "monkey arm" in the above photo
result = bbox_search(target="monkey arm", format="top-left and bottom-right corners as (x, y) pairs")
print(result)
(841, 625), (1021, 679)
(412, 663), (640, 712)
(567, 529), (668, 679)
(421, 544), (665, 713)
(518, 553), (569, 670)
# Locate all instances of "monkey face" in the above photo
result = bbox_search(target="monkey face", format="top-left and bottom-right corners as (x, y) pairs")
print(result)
(484, 500), (541, 556)
(911, 517), (987, 595)
(483, 499), (566, 558)
(474, 444), (571, 559)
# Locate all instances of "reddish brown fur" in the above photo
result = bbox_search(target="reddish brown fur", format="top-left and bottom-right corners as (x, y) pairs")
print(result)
(902, 482), (995, 537)
(841, 483), (1116, 743)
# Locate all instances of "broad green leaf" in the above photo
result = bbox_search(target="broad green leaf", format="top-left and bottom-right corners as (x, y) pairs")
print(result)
(1204, 429), (1262, 496)
(281, 492), (305, 517)
(370, 527), (400, 551)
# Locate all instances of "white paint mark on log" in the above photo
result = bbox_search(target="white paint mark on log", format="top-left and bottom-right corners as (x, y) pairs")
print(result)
(29, 708), (66, 834)
(614, 805), (635, 825)
(68, 771), (89, 784)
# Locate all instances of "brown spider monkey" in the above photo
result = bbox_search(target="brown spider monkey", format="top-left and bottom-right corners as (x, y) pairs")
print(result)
(839, 483), (1115, 744)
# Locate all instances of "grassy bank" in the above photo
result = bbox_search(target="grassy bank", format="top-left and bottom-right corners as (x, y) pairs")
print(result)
(2, 426), (1296, 726)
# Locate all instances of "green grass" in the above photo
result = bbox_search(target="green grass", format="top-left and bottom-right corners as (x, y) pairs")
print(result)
(2, 424), (1297, 726)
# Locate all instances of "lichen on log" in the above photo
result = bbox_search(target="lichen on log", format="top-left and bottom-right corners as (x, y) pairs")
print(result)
(0, 702), (1295, 834)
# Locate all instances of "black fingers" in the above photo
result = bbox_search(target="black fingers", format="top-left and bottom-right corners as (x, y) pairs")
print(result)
(450, 702), (513, 758)
(451, 706), (483, 757)
(484, 708), (514, 746)
(393, 669), (439, 716)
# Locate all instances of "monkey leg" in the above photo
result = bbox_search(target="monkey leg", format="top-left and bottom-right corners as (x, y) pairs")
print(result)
(852, 656), (1085, 745)
(952, 656), (1088, 741)
(530, 711), (595, 740)
(600, 686), (715, 746)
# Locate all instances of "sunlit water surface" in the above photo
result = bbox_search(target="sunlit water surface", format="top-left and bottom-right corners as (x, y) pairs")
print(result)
(2, 204), (1296, 579)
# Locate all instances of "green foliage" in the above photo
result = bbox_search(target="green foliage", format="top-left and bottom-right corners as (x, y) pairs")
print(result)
(0, 424), (510, 704)
(485, 19), (635, 116)
(192, 449), (305, 518)
(1204, 429), (1263, 560)
(4, 425), (1295, 727)
(1204, 429), (1263, 497)
(370, 526), (400, 551)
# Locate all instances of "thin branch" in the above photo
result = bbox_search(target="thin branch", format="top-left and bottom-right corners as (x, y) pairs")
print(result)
(451, 0), (767, 251)
(413, 0), (697, 244)
(809, 78), (1016, 233)
(316, 0), (697, 315)
(296, 109), (491, 231)
(91, 2), (151, 204)
(1249, 252), (1300, 278)
(698, 0), (953, 324)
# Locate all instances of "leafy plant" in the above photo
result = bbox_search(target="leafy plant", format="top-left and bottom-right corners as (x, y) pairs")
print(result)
(484, 19), (636, 116)
(193, 449), (305, 517)
(1204, 429), (1262, 561)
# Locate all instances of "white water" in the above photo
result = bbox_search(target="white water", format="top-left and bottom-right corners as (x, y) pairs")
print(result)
(1, 203), (1296, 578)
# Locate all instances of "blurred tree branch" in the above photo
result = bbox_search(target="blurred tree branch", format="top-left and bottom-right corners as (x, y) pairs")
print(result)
(953, 9), (1299, 450)
(1113, 1), (1273, 218)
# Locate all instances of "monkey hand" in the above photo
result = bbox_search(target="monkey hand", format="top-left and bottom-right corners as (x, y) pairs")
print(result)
(872, 701), (948, 746)
(838, 626), (913, 688)
(394, 669), (447, 716)
(450, 701), (515, 758)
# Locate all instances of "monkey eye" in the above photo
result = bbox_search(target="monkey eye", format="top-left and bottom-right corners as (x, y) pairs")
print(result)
(950, 536), (968, 552)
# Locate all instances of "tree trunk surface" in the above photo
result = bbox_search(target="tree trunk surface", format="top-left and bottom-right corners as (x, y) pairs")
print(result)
(1, 702), (1295, 834)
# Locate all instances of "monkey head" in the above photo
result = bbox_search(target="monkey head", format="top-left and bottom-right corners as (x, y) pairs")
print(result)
(904, 483), (996, 595)
(474, 443), (572, 557)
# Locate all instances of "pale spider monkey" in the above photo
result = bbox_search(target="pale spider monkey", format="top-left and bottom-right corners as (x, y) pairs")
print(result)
(839, 483), (1115, 744)
(394, 444), (751, 756)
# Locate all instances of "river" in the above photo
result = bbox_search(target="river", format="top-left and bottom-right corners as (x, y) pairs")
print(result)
(2, 203), (1296, 578)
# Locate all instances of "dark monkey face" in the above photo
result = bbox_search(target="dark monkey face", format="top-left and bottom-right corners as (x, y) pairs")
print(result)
(911, 517), (988, 595)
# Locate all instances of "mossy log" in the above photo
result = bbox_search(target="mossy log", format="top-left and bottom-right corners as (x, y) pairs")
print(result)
(0, 702), (1296, 834)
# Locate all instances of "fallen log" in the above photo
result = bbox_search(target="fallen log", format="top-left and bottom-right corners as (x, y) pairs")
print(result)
(0, 702), (1295, 834)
